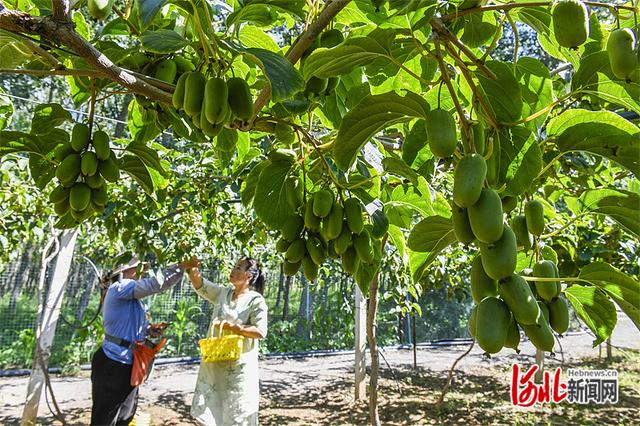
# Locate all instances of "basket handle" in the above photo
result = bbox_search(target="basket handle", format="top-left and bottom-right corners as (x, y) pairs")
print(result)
(217, 320), (226, 336)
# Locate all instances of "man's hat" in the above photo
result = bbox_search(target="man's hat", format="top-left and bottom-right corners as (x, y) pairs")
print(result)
(109, 256), (148, 278)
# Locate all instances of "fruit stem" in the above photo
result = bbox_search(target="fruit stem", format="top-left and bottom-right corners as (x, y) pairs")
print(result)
(505, 11), (519, 68)
(480, 12), (508, 63)
(88, 79), (96, 135)
(520, 276), (592, 285)
(111, 5), (139, 35)
(442, 42), (500, 131)
(441, 1), (637, 22)
(431, 18), (497, 80)
(432, 35), (474, 154)
(540, 212), (591, 239)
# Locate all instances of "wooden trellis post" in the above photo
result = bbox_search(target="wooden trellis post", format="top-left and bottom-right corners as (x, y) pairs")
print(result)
(21, 230), (77, 426)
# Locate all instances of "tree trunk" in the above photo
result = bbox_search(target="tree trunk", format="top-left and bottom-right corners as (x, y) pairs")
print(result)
(367, 236), (387, 426)
(412, 313), (417, 369)
(321, 276), (330, 308)
(367, 273), (382, 426)
(274, 264), (284, 311)
(114, 95), (132, 137)
(297, 276), (309, 338)
(307, 281), (318, 340)
(397, 311), (406, 344)
(354, 286), (367, 401)
(534, 349), (544, 383)
(282, 275), (291, 320)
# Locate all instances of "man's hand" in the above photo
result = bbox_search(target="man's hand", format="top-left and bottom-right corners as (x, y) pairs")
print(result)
(147, 322), (169, 338)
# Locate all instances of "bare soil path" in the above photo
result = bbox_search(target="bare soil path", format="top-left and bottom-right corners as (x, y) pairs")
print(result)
(1, 311), (638, 425)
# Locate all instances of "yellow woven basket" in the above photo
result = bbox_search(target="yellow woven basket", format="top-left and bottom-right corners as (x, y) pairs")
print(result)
(199, 321), (244, 363)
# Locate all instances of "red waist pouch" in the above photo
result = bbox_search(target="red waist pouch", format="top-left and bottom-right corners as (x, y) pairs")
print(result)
(131, 338), (166, 386)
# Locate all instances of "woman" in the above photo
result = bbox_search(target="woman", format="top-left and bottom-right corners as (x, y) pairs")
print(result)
(91, 255), (200, 426)
(188, 257), (269, 426)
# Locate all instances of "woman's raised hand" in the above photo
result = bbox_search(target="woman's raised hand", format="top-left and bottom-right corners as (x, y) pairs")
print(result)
(180, 256), (201, 271)
(184, 259), (203, 290)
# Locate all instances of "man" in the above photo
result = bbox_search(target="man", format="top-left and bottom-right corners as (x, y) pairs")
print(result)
(91, 255), (199, 425)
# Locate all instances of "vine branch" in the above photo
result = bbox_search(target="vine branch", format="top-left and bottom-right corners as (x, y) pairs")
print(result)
(432, 35), (474, 152)
(249, 0), (353, 123)
(0, 7), (173, 104)
(442, 42), (500, 130)
(436, 339), (475, 408)
(431, 17), (497, 80)
(442, 1), (637, 22)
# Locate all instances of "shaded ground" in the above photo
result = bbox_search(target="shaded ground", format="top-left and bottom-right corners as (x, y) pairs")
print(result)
(1, 312), (638, 425)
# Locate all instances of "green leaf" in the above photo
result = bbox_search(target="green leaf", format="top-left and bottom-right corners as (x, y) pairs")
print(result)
(140, 30), (188, 54)
(241, 160), (267, 206)
(126, 141), (169, 177)
(402, 119), (427, 165)
(227, 0), (305, 26)
(55, 213), (79, 230)
(567, 188), (640, 237)
(31, 103), (72, 135)
(407, 210), (455, 282)
(565, 285), (617, 346)
(0, 88), (13, 130)
(227, 4), (276, 26)
(239, 26), (280, 52)
(571, 51), (611, 92)
(72, 10), (89, 39)
(380, 0), (436, 31)
(138, 0), (166, 27)
(382, 157), (419, 184)
(516, 56), (554, 130)
(128, 99), (162, 143)
(240, 48), (304, 102)
(579, 262), (640, 331)
(102, 18), (129, 36)
(515, 6), (551, 35)
(253, 159), (295, 230)
(333, 91), (429, 171)
(476, 61), (523, 124)
(547, 109), (640, 177)
(303, 36), (391, 80)
(0, 131), (41, 156)
(591, 76), (640, 114)
(387, 224), (407, 265)
(28, 154), (55, 190)
(386, 178), (434, 228)
(120, 154), (154, 194)
(0, 33), (35, 68)
(499, 126), (542, 197)
(460, 12), (500, 48)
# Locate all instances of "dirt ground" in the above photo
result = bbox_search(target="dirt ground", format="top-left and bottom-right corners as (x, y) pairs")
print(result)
(1, 311), (638, 425)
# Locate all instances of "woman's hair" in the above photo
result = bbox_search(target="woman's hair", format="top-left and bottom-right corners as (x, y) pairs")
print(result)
(241, 257), (265, 294)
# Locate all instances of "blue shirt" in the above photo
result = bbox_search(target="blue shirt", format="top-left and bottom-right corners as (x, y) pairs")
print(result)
(101, 265), (184, 365)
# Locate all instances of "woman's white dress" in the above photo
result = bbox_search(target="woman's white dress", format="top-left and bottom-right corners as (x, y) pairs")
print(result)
(190, 279), (268, 426)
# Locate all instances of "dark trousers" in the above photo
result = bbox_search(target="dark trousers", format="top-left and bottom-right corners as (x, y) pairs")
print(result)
(90, 347), (139, 426)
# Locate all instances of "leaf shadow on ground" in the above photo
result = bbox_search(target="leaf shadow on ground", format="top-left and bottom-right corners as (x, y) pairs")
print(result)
(261, 351), (640, 426)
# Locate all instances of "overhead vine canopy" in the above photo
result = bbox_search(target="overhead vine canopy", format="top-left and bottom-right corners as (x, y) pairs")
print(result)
(0, 0), (639, 355)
